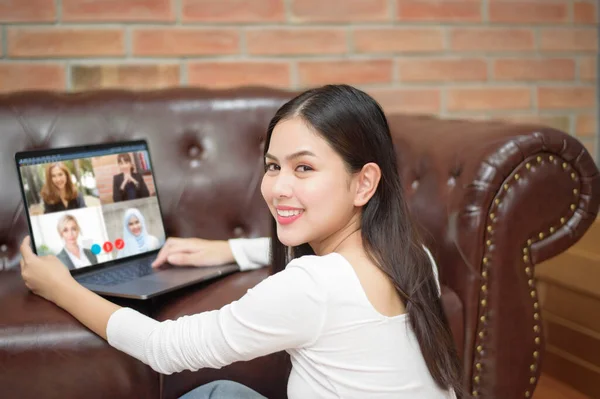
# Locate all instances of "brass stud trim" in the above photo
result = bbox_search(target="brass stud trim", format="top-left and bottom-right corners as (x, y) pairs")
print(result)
(571, 172), (576, 180)
(528, 279), (534, 287)
(549, 155), (554, 161)
(479, 331), (485, 338)
(490, 213), (495, 220)
(534, 313), (539, 320)
(533, 325), (540, 333)
(487, 225), (493, 233)
(476, 363), (482, 370)
(472, 391), (478, 397)
(535, 337), (540, 345)
(486, 239), (492, 246)
(570, 204), (576, 211)
(482, 270), (488, 278)
(480, 316), (486, 323)
(562, 162), (567, 169)
(495, 198), (500, 205)
(481, 285), (487, 292)
(504, 183), (509, 191)
(530, 364), (536, 372)
(549, 227), (555, 234)
(573, 188), (578, 195)
(530, 377), (536, 384)
(539, 232), (544, 239)
(477, 345), (483, 353)
(481, 299), (487, 307)
(474, 376), (480, 383)
(523, 255), (529, 262)
(526, 163), (531, 169)
(526, 391), (531, 398)
(514, 173), (520, 180)
(527, 239), (532, 245)
(525, 267), (532, 275)
(483, 257), (488, 265)
(534, 302), (539, 309)
(530, 291), (536, 298)
(537, 156), (542, 163)
(560, 217), (566, 224)
(533, 351), (539, 358)
(523, 248), (528, 254)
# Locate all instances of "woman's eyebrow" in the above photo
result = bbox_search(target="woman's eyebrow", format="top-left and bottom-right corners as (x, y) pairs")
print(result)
(265, 150), (317, 162)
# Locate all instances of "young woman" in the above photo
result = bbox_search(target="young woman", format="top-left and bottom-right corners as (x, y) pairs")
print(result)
(112, 153), (150, 202)
(116, 208), (161, 258)
(40, 162), (86, 214)
(20, 85), (461, 398)
(55, 214), (98, 270)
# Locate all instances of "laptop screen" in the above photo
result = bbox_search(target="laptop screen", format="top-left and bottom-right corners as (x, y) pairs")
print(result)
(16, 141), (166, 272)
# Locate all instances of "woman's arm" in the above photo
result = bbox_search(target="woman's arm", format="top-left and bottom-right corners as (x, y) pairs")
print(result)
(108, 259), (326, 374)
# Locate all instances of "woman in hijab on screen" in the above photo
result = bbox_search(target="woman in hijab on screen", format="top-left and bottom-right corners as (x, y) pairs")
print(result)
(116, 208), (160, 258)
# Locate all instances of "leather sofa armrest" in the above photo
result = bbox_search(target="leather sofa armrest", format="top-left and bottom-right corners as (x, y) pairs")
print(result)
(391, 115), (600, 398)
(0, 270), (160, 399)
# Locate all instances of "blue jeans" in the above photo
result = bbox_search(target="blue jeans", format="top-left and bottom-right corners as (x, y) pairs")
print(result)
(179, 380), (267, 399)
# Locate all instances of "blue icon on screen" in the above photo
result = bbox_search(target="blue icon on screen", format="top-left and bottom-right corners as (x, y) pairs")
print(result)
(91, 244), (101, 255)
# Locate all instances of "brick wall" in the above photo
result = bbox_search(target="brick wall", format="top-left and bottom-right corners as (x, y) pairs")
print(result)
(0, 0), (597, 160)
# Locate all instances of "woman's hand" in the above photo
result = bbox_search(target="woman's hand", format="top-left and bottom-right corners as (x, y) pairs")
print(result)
(152, 238), (235, 269)
(20, 236), (77, 303)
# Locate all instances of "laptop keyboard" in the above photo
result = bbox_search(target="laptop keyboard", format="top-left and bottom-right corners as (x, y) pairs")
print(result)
(77, 259), (154, 287)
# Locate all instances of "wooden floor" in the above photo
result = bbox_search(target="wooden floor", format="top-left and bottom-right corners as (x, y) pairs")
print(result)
(533, 374), (590, 399)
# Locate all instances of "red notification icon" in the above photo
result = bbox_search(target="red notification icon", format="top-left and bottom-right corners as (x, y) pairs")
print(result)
(115, 238), (124, 250)
(103, 241), (113, 252)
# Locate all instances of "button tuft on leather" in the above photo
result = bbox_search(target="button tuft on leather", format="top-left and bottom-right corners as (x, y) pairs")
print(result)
(188, 145), (202, 158)
(0, 244), (7, 253)
(233, 226), (245, 237)
(411, 180), (419, 190)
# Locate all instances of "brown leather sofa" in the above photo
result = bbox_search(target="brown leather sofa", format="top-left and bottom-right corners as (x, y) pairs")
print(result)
(0, 88), (598, 399)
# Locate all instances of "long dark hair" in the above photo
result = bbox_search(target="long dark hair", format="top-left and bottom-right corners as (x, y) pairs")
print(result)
(264, 85), (463, 395)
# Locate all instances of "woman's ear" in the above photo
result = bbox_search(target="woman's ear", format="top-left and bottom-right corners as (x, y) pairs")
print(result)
(353, 163), (381, 207)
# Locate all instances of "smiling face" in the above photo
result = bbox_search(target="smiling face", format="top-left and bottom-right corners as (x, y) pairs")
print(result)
(127, 216), (142, 236)
(261, 117), (360, 253)
(50, 166), (67, 191)
(60, 220), (79, 244)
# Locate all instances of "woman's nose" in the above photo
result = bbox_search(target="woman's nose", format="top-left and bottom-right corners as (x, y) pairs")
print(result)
(271, 173), (293, 198)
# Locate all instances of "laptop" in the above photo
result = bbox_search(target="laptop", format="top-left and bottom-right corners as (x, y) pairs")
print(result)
(15, 140), (239, 300)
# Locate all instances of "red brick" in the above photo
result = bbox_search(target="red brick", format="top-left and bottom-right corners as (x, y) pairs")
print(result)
(398, 58), (487, 82)
(7, 28), (125, 58)
(450, 28), (534, 52)
(354, 28), (444, 54)
(297, 60), (393, 86)
(576, 113), (597, 137)
(247, 29), (346, 56)
(182, 0), (285, 22)
(447, 87), (532, 111)
(368, 88), (441, 114)
(0, 0), (56, 22)
(397, 0), (481, 22)
(574, 1), (597, 24)
(538, 87), (596, 109)
(0, 64), (66, 92)
(133, 28), (239, 57)
(540, 29), (597, 52)
(71, 64), (180, 91)
(580, 57), (597, 81)
(63, 0), (173, 22)
(493, 58), (575, 81)
(188, 62), (290, 89)
(489, 1), (568, 23)
(291, 0), (389, 22)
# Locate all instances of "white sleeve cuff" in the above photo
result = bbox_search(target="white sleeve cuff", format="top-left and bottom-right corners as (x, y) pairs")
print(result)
(228, 238), (269, 271)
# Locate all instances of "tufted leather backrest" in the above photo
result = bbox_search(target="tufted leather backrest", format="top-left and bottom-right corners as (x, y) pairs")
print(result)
(0, 88), (294, 270)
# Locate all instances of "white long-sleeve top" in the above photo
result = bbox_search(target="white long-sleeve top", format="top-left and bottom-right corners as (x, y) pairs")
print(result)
(107, 240), (453, 398)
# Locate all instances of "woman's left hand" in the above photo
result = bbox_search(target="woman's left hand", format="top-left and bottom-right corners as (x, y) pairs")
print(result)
(20, 236), (77, 303)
